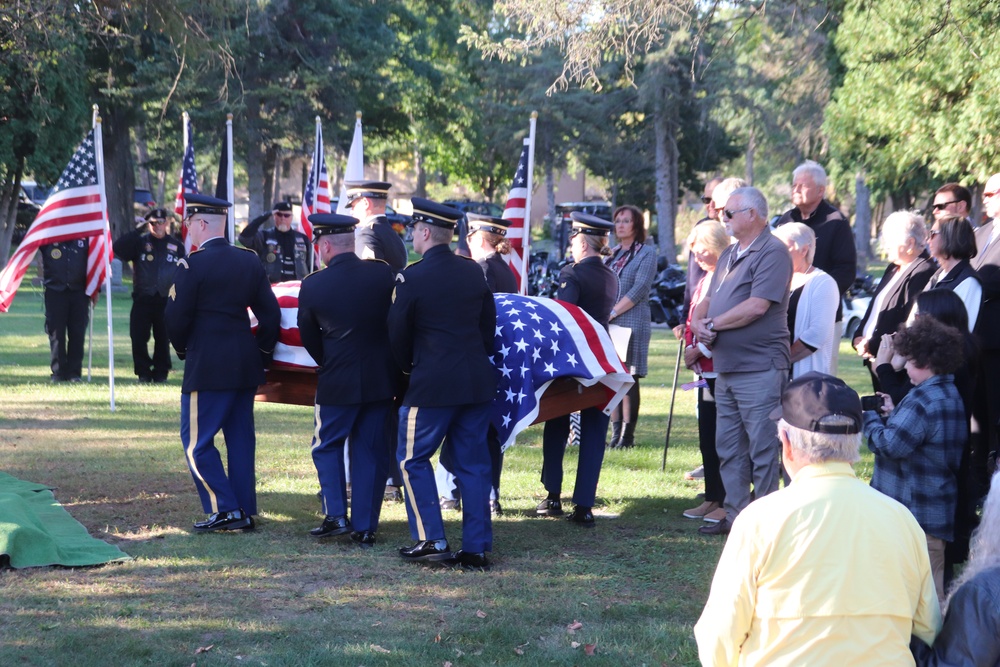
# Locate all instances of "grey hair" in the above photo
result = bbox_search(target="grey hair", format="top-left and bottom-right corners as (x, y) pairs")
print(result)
(711, 177), (748, 208)
(881, 210), (927, 248)
(778, 418), (861, 465)
(773, 222), (817, 265)
(946, 469), (1000, 610)
(730, 186), (769, 222)
(793, 160), (828, 188)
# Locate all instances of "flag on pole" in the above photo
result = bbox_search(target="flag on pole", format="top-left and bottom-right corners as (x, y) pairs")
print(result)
(174, 116), (199, 253)
(214, 115), (235, 243)
(300, 118), (331, 240)
(501, 140), (530, 292)
(336, 112), (364, 216)
(0, 130), (109, 312)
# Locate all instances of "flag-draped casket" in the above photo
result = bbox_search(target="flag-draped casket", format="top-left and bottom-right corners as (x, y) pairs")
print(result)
(253, 283), (633, 448)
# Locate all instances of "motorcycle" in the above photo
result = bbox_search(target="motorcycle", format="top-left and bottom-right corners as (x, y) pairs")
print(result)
(649, 263), (687, 328)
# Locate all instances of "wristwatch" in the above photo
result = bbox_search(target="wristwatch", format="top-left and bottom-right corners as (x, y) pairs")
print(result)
(707, 320), (715, 332)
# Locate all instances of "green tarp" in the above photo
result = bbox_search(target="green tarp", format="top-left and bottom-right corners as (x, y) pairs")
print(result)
(0, 472), (131, 569)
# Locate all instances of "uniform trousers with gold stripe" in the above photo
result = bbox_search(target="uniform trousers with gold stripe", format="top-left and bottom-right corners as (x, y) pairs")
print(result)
(397, 402), (493, 553)
(312, 400), (393, 533)
(180, 388), (258, 516)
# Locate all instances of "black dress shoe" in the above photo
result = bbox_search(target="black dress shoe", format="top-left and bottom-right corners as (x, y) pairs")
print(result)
(384, 485), (403, 502)
(698, 518), (731, 535)
(489, 499), (502, 517)
(448, 549), (490, 570)
(439, 497), (461, 511)
(193, 509), (254, 532)
(399, 539), (452, 562)
(566, 506), (595, 527)
(310, 515), (351, 538)
(350, 530), (376, 548)
(535, 498), (564, 516)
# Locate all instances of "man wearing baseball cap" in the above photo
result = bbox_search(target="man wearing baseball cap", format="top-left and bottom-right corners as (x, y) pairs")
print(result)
(695, 372), (940, 666)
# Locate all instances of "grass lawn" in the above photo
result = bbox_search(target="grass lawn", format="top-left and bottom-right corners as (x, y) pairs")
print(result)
(0, 284), (875, 666)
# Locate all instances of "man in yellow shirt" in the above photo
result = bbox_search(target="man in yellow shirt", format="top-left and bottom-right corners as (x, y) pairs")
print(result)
(694, 372), (941, 666)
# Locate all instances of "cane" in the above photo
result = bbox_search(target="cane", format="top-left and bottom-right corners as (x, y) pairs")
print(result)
(661, 336), (684, 471)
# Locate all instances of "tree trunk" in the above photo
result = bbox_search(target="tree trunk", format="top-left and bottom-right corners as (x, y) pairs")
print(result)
(262, 145), (278, 210)
(745, 125), (756, 186)
(854, 172), (871, 269)
(413, 145), (426, 198)
(653, 102), (677, 260)
(378, 158), (387, 183)
(0, 163), (23, 270)
(545, 160), (556, 241)
(133, 123), (152, 191)
(246, 93), (265, 219)
(103, 104), (135, 239)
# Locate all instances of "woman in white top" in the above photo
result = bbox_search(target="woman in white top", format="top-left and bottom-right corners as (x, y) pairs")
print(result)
(772, 222), (840, 378)
(924, 214), (982, 331)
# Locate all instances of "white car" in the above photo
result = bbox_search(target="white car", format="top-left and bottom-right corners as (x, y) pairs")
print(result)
(842, 294), (871, 340)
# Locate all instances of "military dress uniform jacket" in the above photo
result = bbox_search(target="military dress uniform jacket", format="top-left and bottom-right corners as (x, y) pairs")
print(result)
(388, 244), (497, 407)
(41, 238), (88, 291)
(165, 238), (281, 393)
(238, 213), (312, 282)
(113, 229), (185, 298)
(557, 256), (619, 329)
(480, 253), (518, 294)
(297, 254), (400, 405)
(356, 215), (408, 273)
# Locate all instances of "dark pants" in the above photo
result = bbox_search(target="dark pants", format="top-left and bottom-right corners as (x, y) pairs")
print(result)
(699, 378), (725, 503)
(181, 388), (258, 515)
(436, 424), (504, 501)
(44, 288), (89, 380)
(541, 406), (610, 508)
(130, 294), (171, 380)
(397, 403), (493, 553)
(312, 401), (392, 533)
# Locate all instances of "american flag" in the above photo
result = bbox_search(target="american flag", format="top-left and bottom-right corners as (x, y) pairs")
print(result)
(0, 130), (110, 312)
(502, 140), (530, 292)
(173, 123), (199, 253)
(300, 123), (331, 241)
(254, 286), (632, 450)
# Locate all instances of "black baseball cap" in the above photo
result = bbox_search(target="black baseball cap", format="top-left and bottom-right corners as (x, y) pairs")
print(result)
(770, 371), (863, 434)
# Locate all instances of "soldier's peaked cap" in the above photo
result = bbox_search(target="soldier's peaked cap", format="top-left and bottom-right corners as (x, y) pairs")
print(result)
(467, 213), (510, 237)
(570, 211), (613, 235)
(408, 198), (462, 229)
(345, 181), (392, 205)
(308, 213), (358, 240)
(184, 193), (232, 216)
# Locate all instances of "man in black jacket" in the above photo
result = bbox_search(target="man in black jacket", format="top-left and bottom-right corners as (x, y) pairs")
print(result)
(166, 194), (281, 533)
(388, 198), (497, 569)
(113, 208), (185, 382)
(297, 213), (399, 547)
(345, 180), (408, 273)
(41, 237), (89, 382)
(238, 201), (312, 283)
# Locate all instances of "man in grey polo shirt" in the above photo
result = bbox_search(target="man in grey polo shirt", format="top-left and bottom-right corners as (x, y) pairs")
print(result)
(690, 186), (793, 535)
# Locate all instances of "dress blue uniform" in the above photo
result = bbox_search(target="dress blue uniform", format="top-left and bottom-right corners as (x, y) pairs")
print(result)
(165, 194), (280, 529)
(297, 213), (400, 544)
(346, 181), (408, 273)
(539, 213), (619, 523)
(113, 208), (185, 382)
(388, 198), (497, 565)
(41, 237), (89, 381)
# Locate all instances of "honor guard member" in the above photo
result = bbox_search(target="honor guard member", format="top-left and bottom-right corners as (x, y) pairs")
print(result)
(238, 200), (312, 283)
(536, 212), (619, 526)
(297, 213), (400, 547)
(113, 208), (185, 382)
(166, 193), (281, 533)
(435, 213), (517, 514)
(40, 237), (90, 382)
(345, 180), (408, 273)
(388, 197), (498, 569)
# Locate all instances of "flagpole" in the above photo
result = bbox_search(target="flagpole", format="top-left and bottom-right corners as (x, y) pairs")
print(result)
(226, 113), (235, 243)
(93, 107), (116, 411)
(313, 116), (322, 214)
(521, 111), (537, 295)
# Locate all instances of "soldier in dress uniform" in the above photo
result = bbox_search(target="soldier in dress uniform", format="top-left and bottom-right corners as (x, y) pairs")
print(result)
(41, 237), (90, 382)
(238, 201), (312, 283)
(388, 198), (498, 569)
(297, 212), (400, 548)
(346, 180), (408, 273)
(536, 212), (619, 527)
(435, 213), (517, 514)
(113, 208), (185, 382)
(165, 193), (281, 533)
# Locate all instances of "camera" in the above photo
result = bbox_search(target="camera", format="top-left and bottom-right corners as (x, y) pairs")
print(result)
(861, 395), (884, 411)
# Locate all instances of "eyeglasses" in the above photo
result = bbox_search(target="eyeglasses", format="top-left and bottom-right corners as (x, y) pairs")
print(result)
(723, 207), (753, 220)
(274, 212), (292, 218)
(929, 229), (941, 238)
(149, 218), (167, 225)
(932, 200), (959, 211)
(700, 196), (713, 205)
(614, 217), (632, 225)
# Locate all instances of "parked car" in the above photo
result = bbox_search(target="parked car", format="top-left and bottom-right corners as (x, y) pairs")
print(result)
(552, 201), (613, 251)
(443, 200), (504, 219)
(842, 274), (876, 339)
(134, 188), (157, 209)
(20, 180), (50, 207)
(329, 197), (409, 236)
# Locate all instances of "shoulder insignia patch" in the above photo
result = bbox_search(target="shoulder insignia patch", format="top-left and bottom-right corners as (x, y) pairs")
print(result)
(177, 258), (189, 270)
(560, 281), (567, 288)
(395, 273), (405, 283)
(168, 284), (176, 300)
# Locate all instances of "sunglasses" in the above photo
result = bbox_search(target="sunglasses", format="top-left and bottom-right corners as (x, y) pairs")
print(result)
(932, 200), (959, 211)
(929, 229), (941, 238)
(700, 196), (713, 205)
(274, 212), (292, 218)
(149, 218), (167, 224)
(723, 207), (752, 220)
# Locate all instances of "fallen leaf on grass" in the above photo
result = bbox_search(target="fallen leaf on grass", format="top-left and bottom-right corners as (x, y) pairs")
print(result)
(195, 645), (214, 654)
(370, 644), (391, 654)
(434, 634), (441, 643)
(584, 643), (597, 655)
(475, 610), (487, 618)
(571, 642), (581, 649)
(444, 662), (453, 667)
(514, 647), (524, 655)
(566, 620), (583, 633)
